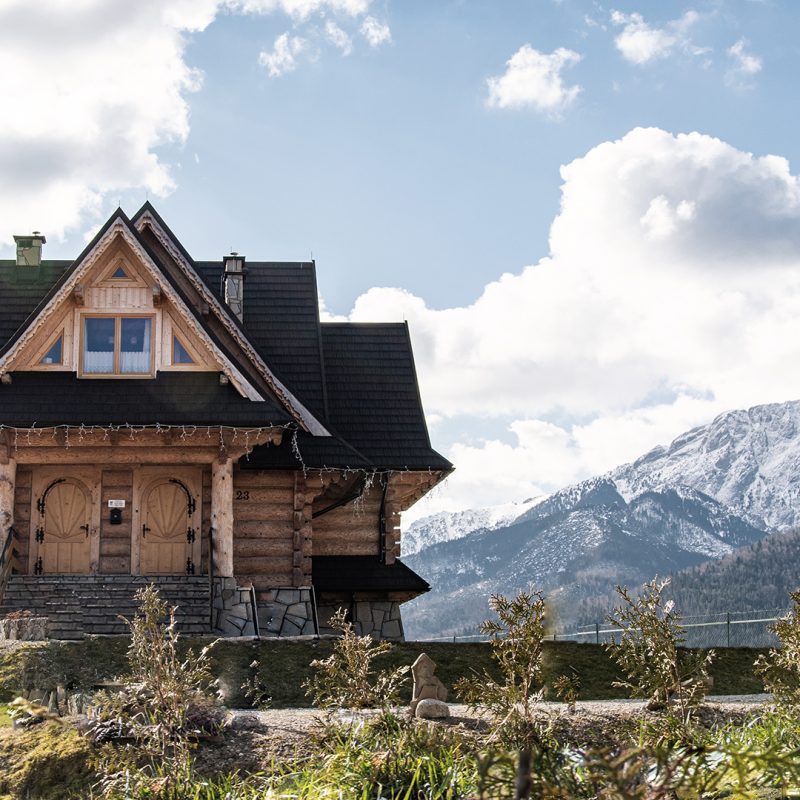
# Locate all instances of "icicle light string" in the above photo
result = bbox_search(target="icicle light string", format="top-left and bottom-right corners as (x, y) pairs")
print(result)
(0, 423), (444, 481)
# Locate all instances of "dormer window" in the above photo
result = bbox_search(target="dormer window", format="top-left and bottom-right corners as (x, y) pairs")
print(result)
(172, 335), (195, 365)
(81, 315), (153, 377)
(40, 334), (63, 366)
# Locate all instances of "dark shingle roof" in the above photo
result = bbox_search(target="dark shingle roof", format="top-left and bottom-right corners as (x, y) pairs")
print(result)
(241, 430), (373, 470)
(0, 208), (449, 474)
(0, 372), (293, 427)
(319, 323), (451, 470)
(0, 262), (70, 345)
(312, 556), (430, 594)
(194, 261), (327, 420)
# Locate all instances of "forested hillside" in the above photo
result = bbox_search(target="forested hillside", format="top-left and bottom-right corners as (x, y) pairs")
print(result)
(572, 527), (800, 627)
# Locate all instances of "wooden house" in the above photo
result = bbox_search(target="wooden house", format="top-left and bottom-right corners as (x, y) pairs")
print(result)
(0, 205), (451, 640)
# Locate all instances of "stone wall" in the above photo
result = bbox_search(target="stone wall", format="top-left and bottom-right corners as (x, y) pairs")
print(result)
(213, 579), (318, 637)
(256, 587), (316, 637)
(317, 601), (404, 641)
(211, 576), (256, 636)
(0, 614), (48, 641)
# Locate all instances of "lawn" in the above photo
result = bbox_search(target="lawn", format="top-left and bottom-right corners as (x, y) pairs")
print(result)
(0, 637), (769, 708)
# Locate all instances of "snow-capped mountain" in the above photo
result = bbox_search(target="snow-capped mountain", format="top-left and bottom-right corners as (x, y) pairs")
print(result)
(402, 498), (541, 555)
(402, 398), (800, 639)
(402, 477), (766, 638)
(611, 400), (800, 532)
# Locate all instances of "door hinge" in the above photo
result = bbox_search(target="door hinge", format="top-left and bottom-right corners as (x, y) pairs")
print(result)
(34, 556), (43, 575)
(186, 558), (195, 575)
(186, 527), (196, 543)
(35, 527), (44, 543)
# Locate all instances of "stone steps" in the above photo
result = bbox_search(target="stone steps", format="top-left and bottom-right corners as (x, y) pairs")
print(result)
(0, 575), (211, 639)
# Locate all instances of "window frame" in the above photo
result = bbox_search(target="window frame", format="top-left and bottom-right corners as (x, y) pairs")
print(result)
(40, 333), (64, 366)
(78, 313), (156, 378)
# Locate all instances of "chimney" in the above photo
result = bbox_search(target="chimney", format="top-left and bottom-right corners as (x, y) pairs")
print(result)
(14, 231), (46, 267)
(222, 252), (246, 323)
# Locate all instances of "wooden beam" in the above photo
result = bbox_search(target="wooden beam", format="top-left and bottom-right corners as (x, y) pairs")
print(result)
(12, 447), (222, 465)
(211, 457), (234, 577)
(0, 458), (16, 542)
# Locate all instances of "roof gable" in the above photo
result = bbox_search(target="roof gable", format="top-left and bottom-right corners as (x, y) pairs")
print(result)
(132, 203), (329, 436)
(0, 210), (264, 402)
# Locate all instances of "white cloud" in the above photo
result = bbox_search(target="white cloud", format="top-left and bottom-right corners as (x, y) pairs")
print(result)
(486, 45), (582, 114)
(228, 0), (370, 19)
(325, 20), (352, 55)
(0, 0), (379, 246)
(0, 0), (213, 244)
(727, 38), (762, 86)
(611, 9), (703, 65)
(258, 31), (308, 76)
(360, 15), (391, 48)
(326, 128), (800, 517)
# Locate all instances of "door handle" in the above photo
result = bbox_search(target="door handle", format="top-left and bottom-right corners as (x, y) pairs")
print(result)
(142, 524), (151, 538)
(80, 524), (89, 538)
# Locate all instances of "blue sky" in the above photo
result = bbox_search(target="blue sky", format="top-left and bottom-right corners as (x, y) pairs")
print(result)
(3, 0), (800, 520)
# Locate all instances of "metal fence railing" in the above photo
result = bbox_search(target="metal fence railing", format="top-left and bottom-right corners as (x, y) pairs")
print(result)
(415, 608), (792, 649)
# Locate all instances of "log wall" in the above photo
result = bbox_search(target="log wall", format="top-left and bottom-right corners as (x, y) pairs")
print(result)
(231, 469), (295, 592)
(13, 466), (32, 573)
(99, 469), (133, 574)
(312, 484), (381, 557)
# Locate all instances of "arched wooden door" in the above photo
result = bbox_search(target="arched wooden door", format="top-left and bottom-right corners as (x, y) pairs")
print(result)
(35, 478), (92, 574)
(139, 477), (200, 575)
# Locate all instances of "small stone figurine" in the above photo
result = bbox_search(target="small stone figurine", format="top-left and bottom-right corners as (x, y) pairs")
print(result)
(410, 653), (449, 718)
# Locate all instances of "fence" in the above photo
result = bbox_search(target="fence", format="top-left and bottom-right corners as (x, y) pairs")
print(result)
(417, 608), (791, 649)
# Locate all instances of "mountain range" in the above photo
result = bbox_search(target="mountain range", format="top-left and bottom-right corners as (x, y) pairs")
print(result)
(402, 399), (800, 640)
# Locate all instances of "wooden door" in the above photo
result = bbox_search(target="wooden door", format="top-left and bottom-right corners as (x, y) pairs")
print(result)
(36, 479), (92, 574)
(140, 479), (197, 574)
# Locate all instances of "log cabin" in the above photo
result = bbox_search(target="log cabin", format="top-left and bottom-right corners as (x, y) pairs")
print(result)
(0, 204), (451, 640)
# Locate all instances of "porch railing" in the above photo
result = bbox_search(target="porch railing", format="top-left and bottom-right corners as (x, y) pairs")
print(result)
(208, 526), (215, 630)
(0, 526), (19, 609)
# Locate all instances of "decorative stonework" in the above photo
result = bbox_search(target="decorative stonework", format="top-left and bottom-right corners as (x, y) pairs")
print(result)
(212, 580), (319, 637)
(256, 587), (317, 637)
(410, 653), (448, 714)
(317, 601), (404, 641)
(0, 614), (48, 641)
(211, 576), (256, 636)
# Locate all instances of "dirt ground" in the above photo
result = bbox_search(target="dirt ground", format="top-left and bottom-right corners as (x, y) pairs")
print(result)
(192, 697), (772, 776)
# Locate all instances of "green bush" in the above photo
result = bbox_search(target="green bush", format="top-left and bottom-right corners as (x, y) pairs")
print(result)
(756, 589), (800, 710)
(605, 578), (714, 724)
(303, 608), (409, 710)
(456, 590), (554, 751)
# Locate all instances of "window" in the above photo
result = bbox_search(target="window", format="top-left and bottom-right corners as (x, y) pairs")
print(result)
(172, 335), (194, 365)
(40, 335), (63, 365)
(82, 316), (153, 376)
(111, 265), (129, 279)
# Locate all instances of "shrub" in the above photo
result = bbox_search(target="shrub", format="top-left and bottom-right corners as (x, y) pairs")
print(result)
(552, 671), (580, 713)
(303, 608), (408, 710)
(90, 584), (220, 796)
(605, 578), (714, 724)
(755, 589), (800, 710)
(456, 590), (552, 750)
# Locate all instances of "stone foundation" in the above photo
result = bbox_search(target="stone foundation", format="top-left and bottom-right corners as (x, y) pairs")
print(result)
(213, 579), (318, 637)
(317, 601), (404, 641)
(256, 587), (317, 636)
(0, 614), (48, 641)
(211, 576), (256, 636)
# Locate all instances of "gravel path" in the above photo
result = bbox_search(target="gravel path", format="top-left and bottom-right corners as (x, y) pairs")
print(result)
(206, 694), (774, 770)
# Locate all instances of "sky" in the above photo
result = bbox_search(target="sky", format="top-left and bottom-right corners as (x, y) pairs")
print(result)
(2, 0), (800, 522)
